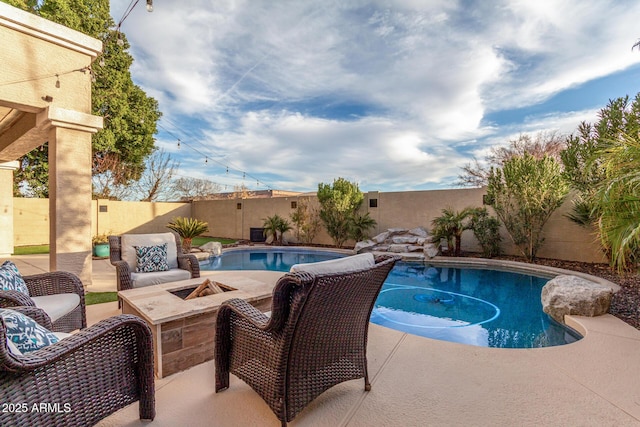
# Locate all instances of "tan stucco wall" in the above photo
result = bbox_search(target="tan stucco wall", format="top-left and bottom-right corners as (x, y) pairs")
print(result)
(92, 200), (192, 235)
(13, 188), (606, 263)
(194, 188), (605, 263)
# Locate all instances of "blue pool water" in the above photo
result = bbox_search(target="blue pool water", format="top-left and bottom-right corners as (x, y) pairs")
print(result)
(200, 249), (581, 348)
(201, 248), (346, 271)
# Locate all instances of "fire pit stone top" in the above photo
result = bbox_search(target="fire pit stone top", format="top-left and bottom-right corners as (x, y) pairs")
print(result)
(118, 270), (284, 324)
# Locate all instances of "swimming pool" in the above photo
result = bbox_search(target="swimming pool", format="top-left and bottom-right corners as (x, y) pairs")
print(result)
(200, 248), (581, 348)
(201, 247), (347, 271)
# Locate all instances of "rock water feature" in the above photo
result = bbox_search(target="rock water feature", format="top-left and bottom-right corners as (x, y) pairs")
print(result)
(355, 227), (440, 258)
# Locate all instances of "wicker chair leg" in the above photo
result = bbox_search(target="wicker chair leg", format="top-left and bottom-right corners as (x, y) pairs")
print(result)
(215, 372), (229, 392)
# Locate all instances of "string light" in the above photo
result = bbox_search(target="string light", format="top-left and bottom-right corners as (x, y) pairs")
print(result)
(157, 123), (273, 191)
(146, 0), (154, 12)
(0, 66), (92, 88)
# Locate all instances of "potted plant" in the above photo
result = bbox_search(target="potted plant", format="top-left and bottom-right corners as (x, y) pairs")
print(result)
(166, 217), (209, 253)
(92, 233), (110, 258)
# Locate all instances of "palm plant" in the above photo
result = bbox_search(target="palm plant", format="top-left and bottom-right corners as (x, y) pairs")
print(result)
(431, 207), (474, 256)
(166, 217), (209, 253)
(593, 134), (640, 271)
(348, 212), (377, 242)
(263, 214), (292, 245)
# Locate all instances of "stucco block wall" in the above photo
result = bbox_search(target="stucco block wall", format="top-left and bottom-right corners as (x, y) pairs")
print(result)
(13, 197), (50, 246)
(14, 198), (191, 246)
(12, 188), (605, 263)
(92, 199), (191, 235)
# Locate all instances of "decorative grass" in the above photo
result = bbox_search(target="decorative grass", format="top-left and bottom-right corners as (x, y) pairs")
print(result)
(193, 236), (236, 246)
(85, 292), (118, 305)
(13, 245), (50, 255)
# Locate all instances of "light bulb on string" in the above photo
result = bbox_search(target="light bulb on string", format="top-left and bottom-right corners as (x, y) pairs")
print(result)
(55, 74), (60, 88)
(205, 157), (208, 164)
(146, 0), (154, 12)
(177, 139), (181, 149)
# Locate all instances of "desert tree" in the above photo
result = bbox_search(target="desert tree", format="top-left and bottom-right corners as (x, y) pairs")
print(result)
(290, 198), (322, 244)
(486, 154), (569, 260)
(317, 177), (364, 248)
(172, 177), (222, 201)
(135, 149), (179, 202)
(457, 131), (566, 187)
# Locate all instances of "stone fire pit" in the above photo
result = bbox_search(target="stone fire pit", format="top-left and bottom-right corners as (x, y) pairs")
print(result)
(119, 271), (282, 378)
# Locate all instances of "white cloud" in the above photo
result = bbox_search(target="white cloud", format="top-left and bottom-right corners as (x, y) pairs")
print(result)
(110, 0), (640, 192)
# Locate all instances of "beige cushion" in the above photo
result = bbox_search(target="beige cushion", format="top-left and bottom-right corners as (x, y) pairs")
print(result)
(31, 293), (80, 322)
(290, 253), (375, 275)
(131, 268), (191, 288)
(121, 233), (179, 270)
(6, 337), (21, 355)
(53, 332), (73, 340)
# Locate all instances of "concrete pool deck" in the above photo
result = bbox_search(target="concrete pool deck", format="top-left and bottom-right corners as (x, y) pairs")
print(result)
(4, 253), (640, 426)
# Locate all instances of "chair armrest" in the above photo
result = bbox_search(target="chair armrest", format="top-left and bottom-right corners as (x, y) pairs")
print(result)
(0, 290), (35, 308)
(0, 314), (155, 422)
(1, 314), (153, 371)
(111, 260), (133, 291)
(217, 298), (271, 331)
(10, 306), (54, 330)
(178, 253), (200, 278)
(23, 271), (84, 299)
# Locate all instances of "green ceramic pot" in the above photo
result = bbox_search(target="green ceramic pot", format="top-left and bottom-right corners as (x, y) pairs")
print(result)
(93, 243), (110, 258)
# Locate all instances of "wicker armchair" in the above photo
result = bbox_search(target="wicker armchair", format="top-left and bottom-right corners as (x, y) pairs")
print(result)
(0, 271), (86, 333)
(0, 307), (155, 427)
(215, 254), (400, 426)
(109, 231), (200, 292)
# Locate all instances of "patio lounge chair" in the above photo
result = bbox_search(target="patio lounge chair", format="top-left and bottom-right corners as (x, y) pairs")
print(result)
(0, 306), (155, 427)
(109, 231), (200, 292)
(0, 269), (86, 333)
(215, 253), (400, 426)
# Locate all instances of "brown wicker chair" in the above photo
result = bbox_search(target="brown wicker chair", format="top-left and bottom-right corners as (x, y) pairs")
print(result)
(109, 230), (200, 292)
(0, 306), (155, 427)
(215, 254), (400, 426)
(0, 271), (86, 333)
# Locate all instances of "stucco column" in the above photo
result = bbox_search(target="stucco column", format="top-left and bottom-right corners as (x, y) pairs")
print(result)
(46, 108), (102, 287)
(0, 161), (19, 257)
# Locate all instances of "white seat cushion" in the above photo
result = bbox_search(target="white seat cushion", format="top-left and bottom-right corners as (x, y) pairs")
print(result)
(31, 293), (80, 322)
(290, 253), (375, 275)
(131, 268), (191, 288)
(121, 233), (179, 270)
(53, 332), (73, 340)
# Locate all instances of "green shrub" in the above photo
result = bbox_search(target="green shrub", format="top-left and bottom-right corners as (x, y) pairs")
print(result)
(469, 208), (502, 258)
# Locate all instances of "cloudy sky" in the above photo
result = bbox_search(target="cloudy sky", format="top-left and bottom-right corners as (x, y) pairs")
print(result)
(110, 0), (640, 193)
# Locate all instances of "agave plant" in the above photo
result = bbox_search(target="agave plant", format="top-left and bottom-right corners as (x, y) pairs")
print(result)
(167, 217), (209, 253)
